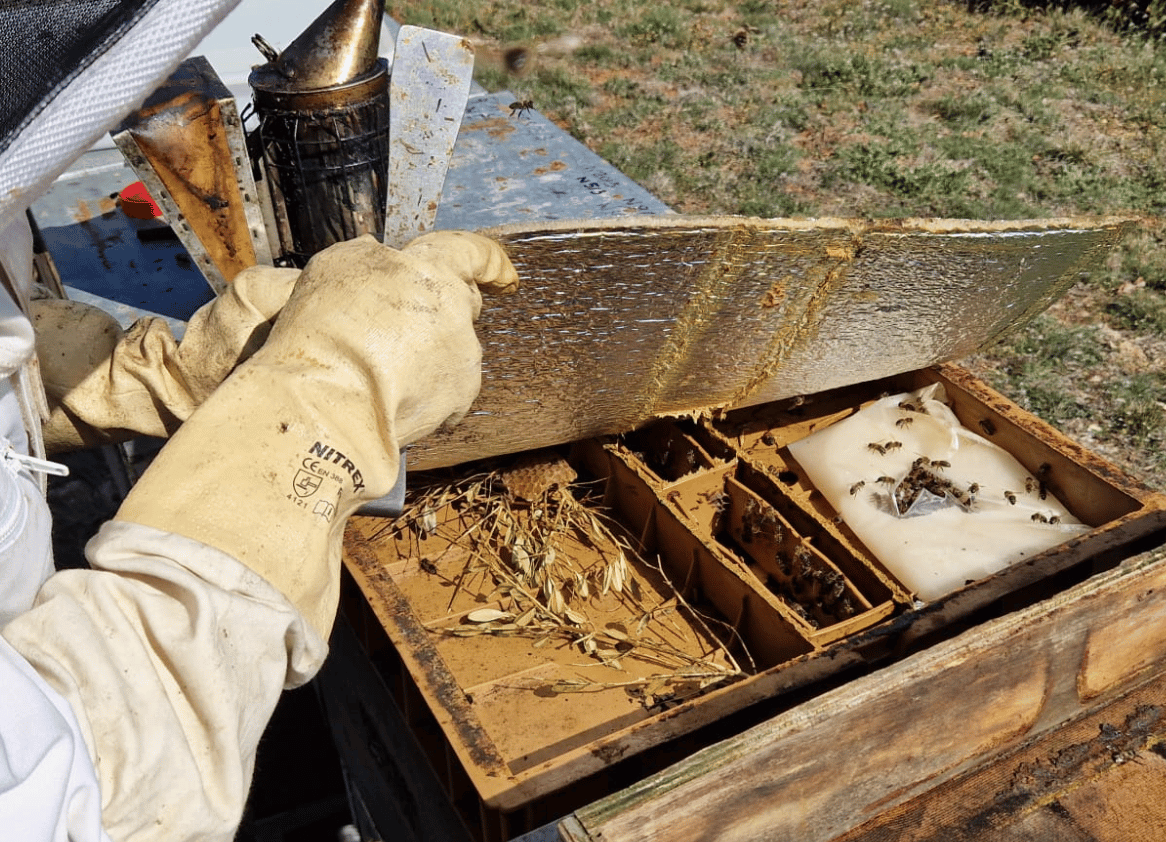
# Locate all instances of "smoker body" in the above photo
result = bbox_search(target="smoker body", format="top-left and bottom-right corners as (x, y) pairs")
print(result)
(249, 60), (389, 265)
(247, 0), (390, 266)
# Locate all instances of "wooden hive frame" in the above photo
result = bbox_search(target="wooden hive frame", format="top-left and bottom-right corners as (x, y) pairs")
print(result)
(330, 361), (1166, 842)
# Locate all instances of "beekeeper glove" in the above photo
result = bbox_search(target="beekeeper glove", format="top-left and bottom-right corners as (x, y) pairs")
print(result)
(2, 231), (516, 842)
(115, 231), (518, 639)
(33, 264), (300, 453)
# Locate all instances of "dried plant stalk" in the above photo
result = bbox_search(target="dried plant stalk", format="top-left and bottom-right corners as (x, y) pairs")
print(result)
(389, 453), (749, 709)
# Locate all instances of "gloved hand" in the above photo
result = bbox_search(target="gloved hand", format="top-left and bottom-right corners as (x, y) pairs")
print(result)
(1, 231), (517, 841)
(32, 264), (300, 452)
(114, 231), (518, 638)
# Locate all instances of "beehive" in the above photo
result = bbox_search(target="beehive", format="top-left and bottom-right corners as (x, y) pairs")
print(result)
(331, 362), (1166, 842)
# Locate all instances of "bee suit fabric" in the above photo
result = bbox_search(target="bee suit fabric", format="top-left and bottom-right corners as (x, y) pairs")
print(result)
(0, 216), (112, 842)
(0, 0), (319, 839)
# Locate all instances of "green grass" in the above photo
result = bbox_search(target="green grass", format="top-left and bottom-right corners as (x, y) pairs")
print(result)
(1106, 373), (1166, 450)
(985, 316), (1108, 421)
(391, 0), (1166, 485)
(1106, 289), (1166, 332)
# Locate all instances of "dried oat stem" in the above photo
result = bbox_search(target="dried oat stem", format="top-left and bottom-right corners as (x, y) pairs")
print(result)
(398, 466), (747, 704)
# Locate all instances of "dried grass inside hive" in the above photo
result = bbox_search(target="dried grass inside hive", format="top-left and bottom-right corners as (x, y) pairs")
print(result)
(385, 451), (746, 708)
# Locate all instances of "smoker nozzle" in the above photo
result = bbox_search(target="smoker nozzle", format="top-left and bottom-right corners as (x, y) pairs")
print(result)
(251, 0), (384, 94)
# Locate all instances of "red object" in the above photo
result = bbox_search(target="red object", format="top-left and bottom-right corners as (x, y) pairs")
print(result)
(119, 181), (162, 219)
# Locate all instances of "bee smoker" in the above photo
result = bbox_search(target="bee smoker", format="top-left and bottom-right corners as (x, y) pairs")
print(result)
(248, 0), (388, 266)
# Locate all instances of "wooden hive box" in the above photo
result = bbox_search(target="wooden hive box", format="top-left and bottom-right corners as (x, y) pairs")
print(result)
(327, 360), (1166, 842)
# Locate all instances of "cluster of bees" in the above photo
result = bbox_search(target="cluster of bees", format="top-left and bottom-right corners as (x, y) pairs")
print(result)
(768, 544), (859, 628)
(737, 495), (781, 545)
(844, 398), (1063, 523)
(737, 498), (858, 627)
(892, 456), (971, 514)
(847, 457), (966, 512)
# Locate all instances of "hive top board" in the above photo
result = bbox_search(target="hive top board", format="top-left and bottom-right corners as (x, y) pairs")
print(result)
(409, 214), (1136, 470)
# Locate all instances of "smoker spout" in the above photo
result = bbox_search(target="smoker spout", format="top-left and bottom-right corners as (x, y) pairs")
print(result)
(267, 0), (384, 91)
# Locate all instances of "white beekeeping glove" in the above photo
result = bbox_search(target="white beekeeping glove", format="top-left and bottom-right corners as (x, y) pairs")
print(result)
(115, 231), (518, 637)
(32, 264), (300, 452)
(3, 231), (517, 842)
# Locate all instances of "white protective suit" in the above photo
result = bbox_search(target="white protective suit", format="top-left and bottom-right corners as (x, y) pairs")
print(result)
(0, 218), (108, 841)
(0, 221), (518, 841)
(0, 2), (521, 838)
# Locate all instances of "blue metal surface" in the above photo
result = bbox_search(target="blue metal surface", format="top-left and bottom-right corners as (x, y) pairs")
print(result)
(30, 148), (214, 325)
(30, 89), (667, 327)
(440, 90), (669, 229)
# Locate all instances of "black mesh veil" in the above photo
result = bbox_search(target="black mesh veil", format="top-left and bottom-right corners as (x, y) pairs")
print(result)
(0, 0), (241, 234)
(0, 0), (160, 152)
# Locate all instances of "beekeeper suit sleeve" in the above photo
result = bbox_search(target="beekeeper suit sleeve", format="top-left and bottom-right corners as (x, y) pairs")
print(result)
(0, 217), (110, 842)
(2, 231), (519, 841)
(32, 264), (299, 453)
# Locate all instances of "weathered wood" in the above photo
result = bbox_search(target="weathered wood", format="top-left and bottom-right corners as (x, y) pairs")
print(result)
(112, 56), (273, 291)
(833, 667), (1166, 842)
(340, 362), (1166, 834)
(564, 545), (1166, 842)
(411, 215), (1136, 470)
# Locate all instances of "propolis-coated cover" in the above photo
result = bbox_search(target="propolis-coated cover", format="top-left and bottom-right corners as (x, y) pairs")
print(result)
(409, 215), (1137, 470)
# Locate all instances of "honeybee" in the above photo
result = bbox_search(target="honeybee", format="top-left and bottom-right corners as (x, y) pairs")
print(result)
(730, 25), (758, 49)
(884, 440), (903, 452)
(1024, 477), (1038, 494)
(967, 483), (980, 495)
(898, 399), (920, 412)
(503, 46), (530, 74)
(1049, 515), (1061, 525)
(867, 442), (887, 455)
(876, 475), (896, 486)
(509, 98), (534, 118)
(931, 459), (951, 470)
(1031, 512), (1049, 523)
(849, 481), (866, 496)
(776, 552), (793, 576)
(1004, 490), (1018, 505)
(895, 417), (914, 428)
